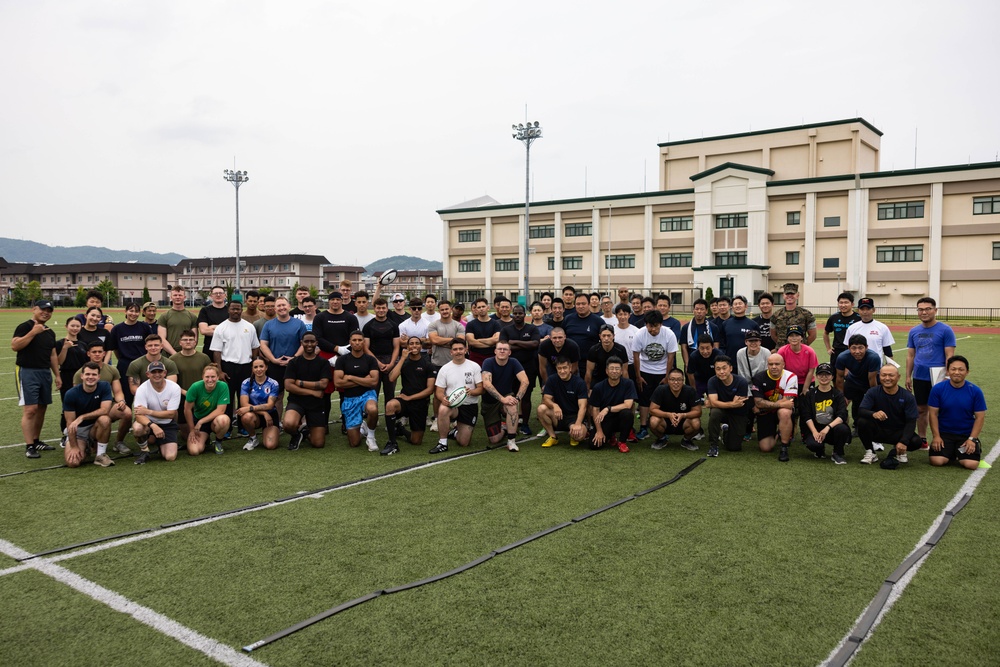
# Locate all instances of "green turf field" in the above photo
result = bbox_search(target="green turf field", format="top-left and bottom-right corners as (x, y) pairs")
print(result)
(1, 308), (997, 666)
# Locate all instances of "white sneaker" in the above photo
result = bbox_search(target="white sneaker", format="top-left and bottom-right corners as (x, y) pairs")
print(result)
(897, 452), (908, 464)
(429, 418), (439, 432)
(537, 428), (547, 437)
(872, 442), (885, 452)
(243, 436), (259, 451)
(360, 421), (369, 437)
(861, 450), (879, 464)
(365, 428), (378, 452)
(507, 441), (519, 452)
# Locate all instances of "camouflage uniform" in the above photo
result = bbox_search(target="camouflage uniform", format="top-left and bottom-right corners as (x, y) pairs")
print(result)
(770, 307), (816, 347)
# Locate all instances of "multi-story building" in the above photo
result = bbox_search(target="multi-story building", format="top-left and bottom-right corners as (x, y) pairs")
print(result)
(374, 270), (444, 299)
(439, 118), (1000, 308)
(176, 254), (329, 300)
(322, 265), (367, 294)
(0, 262), (176, 305)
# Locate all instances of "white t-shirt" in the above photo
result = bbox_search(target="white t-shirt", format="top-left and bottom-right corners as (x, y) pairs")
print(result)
(421, 312), (441, 324)
(601, 315), (617, 327)
(399, 318), (429, 342)
(434, 359), (483, 406)
(631, 326), (679, 375)
(133, 379), (182, 425)
(614, 324), (641, 351)
(209, 318), (260, 364)
(355, 313), (375, 329)
(844, 319), (895, 362)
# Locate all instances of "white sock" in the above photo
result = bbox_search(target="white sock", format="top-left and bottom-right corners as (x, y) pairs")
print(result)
(439, 438), (447, 446)
(97, 443), (108, 457)
(508, 437), (516, 446)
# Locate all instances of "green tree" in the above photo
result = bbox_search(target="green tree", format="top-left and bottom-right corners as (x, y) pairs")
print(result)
(257, 287), (273, 297)
(74, 286), (88, 308)
(289, 282), (301, 306)
(10, 280), (29, 307)
(142, 286), (152, 303)
(704, 286), (714, 302)
(95, 280), (119, 307)
(309, 285), (319, 299)
(26, 280), (43, 305)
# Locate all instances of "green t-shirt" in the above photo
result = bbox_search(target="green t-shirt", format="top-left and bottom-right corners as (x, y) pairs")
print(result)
(185, 379), (230, 420)
(157, 308), (199, 351)
(170, 351), (213, 392)
(73, 364), (121, 387)
(127, 356), (180, 388)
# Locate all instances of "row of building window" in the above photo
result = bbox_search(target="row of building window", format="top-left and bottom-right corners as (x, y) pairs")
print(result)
(785, 252), (840, 268)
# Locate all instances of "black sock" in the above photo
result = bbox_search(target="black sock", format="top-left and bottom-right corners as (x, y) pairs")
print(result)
(385, 414), (398, 442)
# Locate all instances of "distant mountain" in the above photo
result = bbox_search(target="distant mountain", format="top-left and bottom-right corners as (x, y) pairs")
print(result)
(365, 256), (442, 274)
(0, 238), (185, 266)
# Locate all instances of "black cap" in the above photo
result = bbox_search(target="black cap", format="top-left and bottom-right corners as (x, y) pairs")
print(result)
(816, 362), (834, 375)
(744, 329), (761, 341)
(786, 324), (805, 337)
(34, 300), (54, 310)
(858, 297), (874, 308)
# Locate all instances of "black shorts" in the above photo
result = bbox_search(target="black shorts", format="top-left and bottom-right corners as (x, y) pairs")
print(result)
(455, 403), (478, 427)
(146, 422), (179, 446)
(285, 402), (326, 429)
(933, 433), (982, 462)
(639, 372), (665, 407)
(398, 398), (428, 430)
(198, 421), (215, 434)
(250, 409), (279, 429)
(659, 420), (689, 436)
(267, 363), (287, 389)
(912, 378), (932, 405)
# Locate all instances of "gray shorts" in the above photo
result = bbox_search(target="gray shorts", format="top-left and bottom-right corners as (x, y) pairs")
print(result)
(17, 367), (53, 407)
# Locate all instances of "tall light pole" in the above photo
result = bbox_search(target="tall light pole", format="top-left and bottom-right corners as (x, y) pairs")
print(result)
(223, 169), (249, 301)
(513, 121), (541, 305)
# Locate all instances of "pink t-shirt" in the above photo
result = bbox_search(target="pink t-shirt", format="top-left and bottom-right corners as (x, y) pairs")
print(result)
(777, 344), (818, 386)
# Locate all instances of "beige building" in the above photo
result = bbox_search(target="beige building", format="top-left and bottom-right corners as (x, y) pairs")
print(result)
(177, 254), (329, 299)
(0, 261), (175, 305)
(373, 269), (444, 299)
(439, 118), (1000, 308)
(322, 265), (367, 293)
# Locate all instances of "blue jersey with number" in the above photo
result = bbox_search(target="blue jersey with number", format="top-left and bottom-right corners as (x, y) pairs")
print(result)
(240, 376), (280, 407)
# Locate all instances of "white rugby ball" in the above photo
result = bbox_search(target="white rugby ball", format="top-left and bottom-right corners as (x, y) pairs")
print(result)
(446, 386), (468, 407)
(378, 269), (398, 285)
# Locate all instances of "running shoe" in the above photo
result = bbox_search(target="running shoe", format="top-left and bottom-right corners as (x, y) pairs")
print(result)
(651, 436), (668, 450)
(831, 453), (847, 465)
(680, 439), (698, 451)
(60, 432), (68, 448)
(134, 451), (151, 465)
(36, 441), (55, 451)
(519, 423), (533, 436)
(287, 432), (303, 451)
(635, 427), (649, 440)
(366, 429), (379, 452)
(114, 442), (132, 456)
(860, 450), (878, 464)
(429, 418), (439, 432)
(541, 436), (559, 448)
(897, 452), (908, 464)
(25, 445), (39, 459)
(214, 438), (224, 454)
(94, 454), (115, 467)
(617, 440), (630, 453)
(707, 444), (719, 457)
(243, 436), (259, 451)
(778, 445), (789, 462)
(507, 441), (519, 452)
(626, 428), (639, 444)
(429, 442), (448, 454)
(380, 442), (399, 456)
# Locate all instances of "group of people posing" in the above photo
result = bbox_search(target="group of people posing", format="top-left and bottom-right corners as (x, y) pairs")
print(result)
(11, 280), (986, 471)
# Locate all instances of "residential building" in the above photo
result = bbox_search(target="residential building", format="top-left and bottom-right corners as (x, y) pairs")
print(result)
(177, 254), (329, 300)
(0, 262), (176, 305)
(374, 269), (444, 299)
(322, 265), (366, 293)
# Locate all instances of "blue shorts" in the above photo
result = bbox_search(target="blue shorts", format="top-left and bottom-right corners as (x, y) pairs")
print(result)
(341, 390), (377, 429)
(17, 367), (53, 407)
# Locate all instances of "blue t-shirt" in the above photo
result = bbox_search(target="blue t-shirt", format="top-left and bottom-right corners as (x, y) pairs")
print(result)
(589, 377), (638, 409)
(719, 316), (759, 357)
(63, 381), (113, 425)
(928, 380), (987, 435)
(706, 375), (750, 408)
(906, 322), (957, 381)
(561, 313), (605, 367)
(260, 317), (307, 358)
(481, 357), (525, 403)
(835, 349), (882, 390)
(240, 376), (281, 408)
(662, 316), (682, 342)
(542, 373), (589, 419)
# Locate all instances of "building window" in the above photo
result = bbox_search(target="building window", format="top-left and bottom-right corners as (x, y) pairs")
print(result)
(660, 216), (693, 232)
(715, 213), (747, 229)
(993, 242), (1000, 260)
(455, 290), (485, 303)
(563, 256), (583, 270)
(282, 264), (289, 271)
(458, 260), (481, 272)
(659, 252), (692, 268)
(876, 244), (923, 263)
(878, 201), (925, 220)
(786, 251), (800, 265)
(714, 252), (747, 266)
(823, 216), (841, 227)
(547, 257), (555, 271)
(529, 224), (555, 239)
(267, 265), (275, 271)
(458, 229), (481, 243)
(786, 211), (801, 226)
(495, 258), (519, 272)
(565, 222), (592, 237)
(605, 254), (635, 269)
(823, 258), (840, 268)
(974, 196), (1000, 215)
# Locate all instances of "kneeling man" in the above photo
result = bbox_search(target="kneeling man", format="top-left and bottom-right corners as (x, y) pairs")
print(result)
(538, 357), (589, 448)
(750, 353), (798, 462)
(63, 362), (113, 468)
(928, 355), (986, 470)
(649, 367), (702, 451)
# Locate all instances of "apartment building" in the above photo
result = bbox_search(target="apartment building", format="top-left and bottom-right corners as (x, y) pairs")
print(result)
(322, 265), (367, 294)
(0, 261), (175, 304)
(177, 254), (329, 299)
(373, 270), (444, 299)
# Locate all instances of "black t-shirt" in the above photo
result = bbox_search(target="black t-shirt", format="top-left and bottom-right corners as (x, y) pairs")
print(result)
(314, 311), (360, 354)
(400, 354), (437, 397)
(542, 373), (589, 419)
(465, 318), (503, 357)
(650, 383), (702, 413)
(387, 311), (409, 326)
(334, 353), (380, 398)
(284, 355), (332, 411)
(589, 378), (638, 409)
(538, 338), (581, 374)
(686, 349), (720, 383)
(752, 316), (772, 341)
(825, 312), (863, 353)
(57, 338), (88, 377)
(706, 375), (750, 409)
(13, 320), (57, 368)
(362, 318), (399, 358)
(499, 322), (540, 370)
(800, 386), (848, 429)
(481, 357), (525, 403)
(587, 342), (629, 386)
(77, 327), (109, 353)
(197, 305), (230, 355)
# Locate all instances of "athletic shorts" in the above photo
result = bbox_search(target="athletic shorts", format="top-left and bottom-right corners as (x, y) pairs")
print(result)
(249, 410), (279, 429)
(17, 367), (53, 407)
(73, 421), (97, 444)
(932, 432), (982, 462)
(341, 390), (377, 429)
(146, 422), (179, 447)
(638, 372), (665, 407)
(912, 378), (932, 405)
(659, 420), (689, 437)
(397, 398), (428, 429)
(453, 403), (478, 427)
(552, 416), (580, 433)
(267, 363), (287, 391)
(198, 421), (216, 435)
(285, 402), (327, 429)
(481, 396), (515, 428)
(756, 412), (779, 440)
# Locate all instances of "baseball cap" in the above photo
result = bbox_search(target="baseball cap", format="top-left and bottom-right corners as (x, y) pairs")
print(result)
(147, 361), (166, 372)
(141, 301), (156, 310)
(34, 299), (54, 310)
(391, 292), (405, 302)
(858, 297), (875, 308)
(786, 325), (805, 337)
(816, 362), (834, 375)
(744, 329), (761, 341)
(782, 282), (799, 294)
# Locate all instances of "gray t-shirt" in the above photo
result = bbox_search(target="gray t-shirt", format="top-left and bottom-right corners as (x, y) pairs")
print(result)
(427, 319), (463, 366)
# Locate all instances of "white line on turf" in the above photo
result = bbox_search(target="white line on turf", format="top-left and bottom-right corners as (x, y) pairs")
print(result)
(0, 538), (269, 667)
(821, 438), (998, 666)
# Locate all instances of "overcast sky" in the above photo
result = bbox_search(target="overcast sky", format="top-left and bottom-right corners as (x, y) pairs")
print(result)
(2, 1), (997, 267)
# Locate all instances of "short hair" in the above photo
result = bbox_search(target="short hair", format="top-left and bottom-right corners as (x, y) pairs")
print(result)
(87, 340), (105, 351)
(590, 292), (602, 300)
(82, 361), (102, 373)
(353, 291), (369, 300)
(644, 311), (663, 325)
(630, 293), (642, 301)
(539, 291), (553, 301)
(529, 300), (544, 310)
(574, 294), (588, 303)
(262, 295), (276, 304)
(450, 337), (466, 348)
(917, 296), (937, 308)
(946, 354), (969, 370)
(373, 297), (388, 307)
(668, 367), (686, 378)
(716, 296), (731, 305)
(438, 300), (452, 308)
(296, 285), (310, 293)
(549, 326), (566, 337)
(837, 292), (855, 303)
(212, 285), (225, 293)
(340, 279), (352, 288)
(848, 334), (869, 347)
(349, 329), (364, 339)
(693, 298), (708, 308)
(85, 290), (103, 302)
(245, 290), (260, 298)
(474, 298), (489, 307)
(179, 329), (197, 340)
(709, 297), (719, 305)
(605, 356), (624, 368)
(497, 297), (511, 306)
(613, 303), (631, 315)
(171, 285), (185, 293)
(275, 296), (290, 305)
(85, 306), (103, 316)
(551, 297), (565, 307)
(656, 293), (671, 305)
(300, 296), (315, 305)
(144, 334), (163, 343)
(731, 295), (747, 306)
(757, 292), (774, 305)
(714, 355), (733, 368)
(554, 355), (572, 367)
(561, 286), (576, 295)
(424, 294), (438, 302)
(493, 293), (504, 304)
(697, 334), (714, 346)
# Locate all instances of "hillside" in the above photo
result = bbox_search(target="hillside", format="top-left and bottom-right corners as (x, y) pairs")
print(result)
(0, 238), (185, 265)
(365, 255), (442, 274)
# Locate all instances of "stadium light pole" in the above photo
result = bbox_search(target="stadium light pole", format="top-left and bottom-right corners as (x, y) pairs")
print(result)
(513, 121), (541, 305)
(223, 169), (249, 301)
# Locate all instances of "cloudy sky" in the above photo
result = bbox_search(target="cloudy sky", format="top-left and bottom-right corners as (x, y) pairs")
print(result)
(2, 1), (997, 267)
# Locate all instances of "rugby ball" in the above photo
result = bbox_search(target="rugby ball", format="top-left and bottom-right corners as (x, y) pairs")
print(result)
(446, 386), (468, 407)
(378, 269), (399, 285)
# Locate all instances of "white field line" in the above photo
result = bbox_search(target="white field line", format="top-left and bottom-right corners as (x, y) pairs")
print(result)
(890, 334), (972, 354)
(821, 438), (999, 666)
(0, 539), (269, 667)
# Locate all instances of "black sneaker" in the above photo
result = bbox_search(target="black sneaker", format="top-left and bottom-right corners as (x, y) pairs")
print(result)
(778, 445), (790, 462)
(680, 439), (698, 451)
(395, 426), (411, 441)
(287, 432), (303, 451)
(35, 441), (55, 451)
(447, 428), (459, 441)
(429, 442), (448, 454)
(707, 444), (719, 457)
(60, 433), (68, 449)
(380, 442), (399, 456)
(25, 444), (40, 459)
(134, 451), (151, 465)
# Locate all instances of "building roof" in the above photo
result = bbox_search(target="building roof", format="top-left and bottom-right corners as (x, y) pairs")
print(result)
(376, 269), (443, 278)
(2, 261), (174, 273)
(437, 187), (695, 215)
(180, 254), (330, 269)
(323, 265), (367, 272)
(690, 162), (775, 181)
(656, 117), (883, 147)
(439, 195), (501, 210)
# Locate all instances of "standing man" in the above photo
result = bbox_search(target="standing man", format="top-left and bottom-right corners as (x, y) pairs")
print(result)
(705, 355), (750, 457)
(770, 283), (817, 348)
(241, 290), (263, 324)
(843, 298), (895, 364)
(655, 294), (683, 342)
(285, 332), (334, 450)
(563, 293), (606, 377)
(906, 296), (957, 445)
(719, 295), (759, 360)
(649, 367), (701, 451)
(589, 357), (639, 453)
(426, 301), (464, 431)
(12, 300), (60, 459)
(353, 291), (374, 329)
(500, 304), (540, 435)
(363, 297), (401, 401)
(398, 297), (430, 349)
(585, 324), (629, 390)
(141, 302), (159, 330)
(538, 357), (589, 448)
(679, 299), (720, 370)
(480, 340), (529, 452)
(252, 295), (277, 339)
(62, 362), (113, 468)
(631, 311), (679, 440)
(543, 297), (567, 328)
(710, 296), (732, 340)
(598, 295), (616, 326)
(824, 293), (862, 368)
(73, 290), (114, 331)
(334, 330), (381, 451)
(259, 296), (307, 404)
(197, 285), (229, 356)
(750, 353), (799, 462)
(429, 338), (483, 453)
(381, 336), (436, 455)
(289, 286), (313, 316)
(158, 285), (199, 356)
(210, 300), (260, 427)
(617, 286), (631, 308)
(537, 327), (581, 385)
(857, 365), (922, 466)
(107, 302), (153, 449)
(421, 294), (440, 324)
(753, 292), (775, 342)
(465, 297), (502, 365)
(340, 281), (357, 314)
(388, 293), (409, 326)
(928, 355), (986, 470)
(315, 291), (361, 357)
(292, 296), (319, 332)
